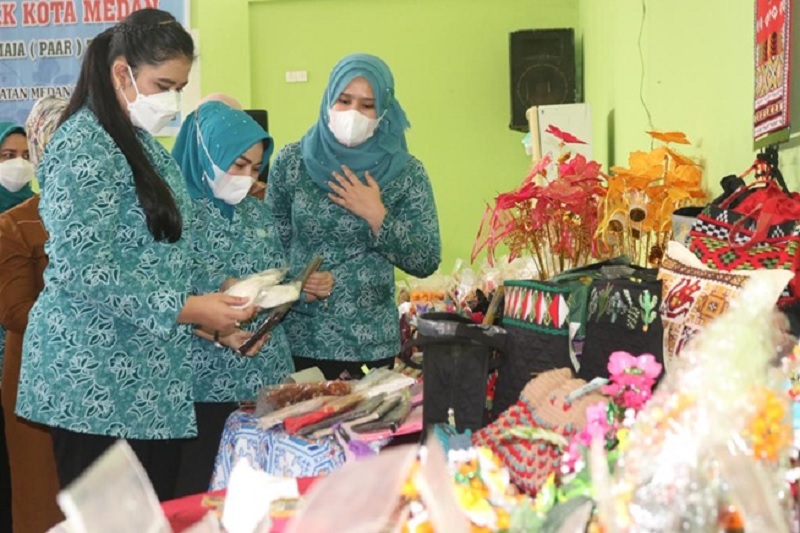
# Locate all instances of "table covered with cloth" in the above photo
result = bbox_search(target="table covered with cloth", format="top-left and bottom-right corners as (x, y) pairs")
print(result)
(210, 409), (346, 490)
(211, 403), (425, 490)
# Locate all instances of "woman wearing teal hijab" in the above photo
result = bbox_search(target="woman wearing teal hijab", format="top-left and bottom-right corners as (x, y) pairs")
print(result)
(267, 53), (442, 380)
(0, 122), (34, 213)
(171, 100), (300, 496)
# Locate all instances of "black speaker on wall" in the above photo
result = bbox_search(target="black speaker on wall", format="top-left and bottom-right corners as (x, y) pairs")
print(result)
(509, 28), (576, 131)
(244, 109), (270, 183)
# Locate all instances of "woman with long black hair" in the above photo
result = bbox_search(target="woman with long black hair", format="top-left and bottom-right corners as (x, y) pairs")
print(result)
(15, 9), (255, 501)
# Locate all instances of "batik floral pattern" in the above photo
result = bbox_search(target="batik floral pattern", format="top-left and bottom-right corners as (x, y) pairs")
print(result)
(17, 108), (198, 439)
(188, 197), (293, 402)
(266, 142), (441, 362)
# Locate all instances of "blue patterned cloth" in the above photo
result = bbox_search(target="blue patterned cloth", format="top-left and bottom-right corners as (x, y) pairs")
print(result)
(16, 108), (198, 439)
(266, 142), (441, 363)
(210, 410), (346, 489)
(187, 197), (294, 402)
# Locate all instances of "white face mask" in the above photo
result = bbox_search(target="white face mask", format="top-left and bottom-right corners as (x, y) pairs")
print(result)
(208, 171), (253, 206)
(122, 66), (180, 135)
(328, 108), (381, 147)
(197, 126), (253, 206)
(0, 157), (34, 192)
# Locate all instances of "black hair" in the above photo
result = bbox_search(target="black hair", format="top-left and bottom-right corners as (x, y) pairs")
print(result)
(62, 8), (194, 243)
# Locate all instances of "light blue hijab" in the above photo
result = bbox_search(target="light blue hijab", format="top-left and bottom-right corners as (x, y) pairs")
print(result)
(0, 122), (34, 213)
(300, 53), (411, 191)
(172, 101), (273, 220)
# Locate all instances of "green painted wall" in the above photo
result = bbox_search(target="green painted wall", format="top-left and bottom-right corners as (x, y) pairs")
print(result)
(188, 0), (800, 274)
(578, 0), (800, 193)
(191, 0), (579, 272)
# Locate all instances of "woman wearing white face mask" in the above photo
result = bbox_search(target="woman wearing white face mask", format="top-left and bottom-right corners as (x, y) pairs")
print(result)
(171, 99), (308, 496)
(0, 123), (34, 211)
(15, 9), (257, 502)
(267, 53), (442, 380)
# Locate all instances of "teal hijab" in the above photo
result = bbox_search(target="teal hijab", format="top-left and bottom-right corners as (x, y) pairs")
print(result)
(172, 101), (273, 220)
(0, 122), (34, 213)
(300, 53), (411, 191)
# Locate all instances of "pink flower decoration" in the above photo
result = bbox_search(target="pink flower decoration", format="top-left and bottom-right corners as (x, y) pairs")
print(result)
(601, 382), (621, 397)
(562, 439), (582, 472)
(607, 351), (639, 376)
(604, 351), (662, 411)
(637, 353), (662, 379)
(577, 401), (610, 446)
(607, 351), (662, 381)
(586, 402), (609, 434)
(621, 389), (651, 411)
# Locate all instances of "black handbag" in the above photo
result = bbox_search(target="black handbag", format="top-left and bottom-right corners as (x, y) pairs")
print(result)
(403, 312), (508, 434)
(579, 270), (664, 381)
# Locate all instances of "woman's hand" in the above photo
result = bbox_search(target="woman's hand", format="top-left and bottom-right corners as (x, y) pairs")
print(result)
(179, 293), (256, 332)
(219, 278), (240, 292)
(328, 165), (387, 235)
(303, 271), (335, 302)
(194, 327), (270, 357)
(249, 180), (266, 200)
(220, 328), (269, 356)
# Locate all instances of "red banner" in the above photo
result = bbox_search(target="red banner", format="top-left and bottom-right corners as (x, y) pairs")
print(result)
(754, 0), (793, 140)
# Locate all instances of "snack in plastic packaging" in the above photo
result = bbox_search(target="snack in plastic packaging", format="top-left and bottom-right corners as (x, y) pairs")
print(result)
(254, 381), (353, 417)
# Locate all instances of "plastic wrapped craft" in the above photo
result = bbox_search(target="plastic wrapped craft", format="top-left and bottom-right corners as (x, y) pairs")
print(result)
(224, 267), (288, 308)
(604, 269), (795, 532)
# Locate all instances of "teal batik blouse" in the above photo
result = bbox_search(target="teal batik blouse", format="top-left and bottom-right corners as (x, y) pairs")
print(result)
(266, 142), (441, 363)
(16, 108), (198, 439)
(188, 196), (293, 402)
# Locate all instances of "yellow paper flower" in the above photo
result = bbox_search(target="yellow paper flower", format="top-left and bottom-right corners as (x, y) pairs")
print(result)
(745, 387), (791, 461)
(597, 131), (707, 266)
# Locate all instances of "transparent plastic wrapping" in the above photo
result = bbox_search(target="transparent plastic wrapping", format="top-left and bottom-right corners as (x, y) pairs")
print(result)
(253, 281), (301, 309)
(224, 267), (289, 308)
(286, 444), (419, 533)
(604, 270), (795, 532)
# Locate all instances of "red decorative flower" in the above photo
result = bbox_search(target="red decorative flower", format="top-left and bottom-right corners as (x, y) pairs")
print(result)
(546, 124), (587, 145)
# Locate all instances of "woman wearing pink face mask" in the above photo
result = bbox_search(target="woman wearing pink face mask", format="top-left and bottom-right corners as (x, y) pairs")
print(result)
(267, 53), (442, 380)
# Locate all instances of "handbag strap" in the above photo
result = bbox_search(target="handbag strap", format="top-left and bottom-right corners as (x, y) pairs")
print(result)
(728, 193), (784, 249)
(399, 322), (508, 370)
(717, 179), (775, 210)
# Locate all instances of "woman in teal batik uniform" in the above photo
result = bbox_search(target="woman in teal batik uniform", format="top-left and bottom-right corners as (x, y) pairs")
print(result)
(15, 9), (256, 501)
(267, 53), (442, 380)
(171, 100), (321, 496)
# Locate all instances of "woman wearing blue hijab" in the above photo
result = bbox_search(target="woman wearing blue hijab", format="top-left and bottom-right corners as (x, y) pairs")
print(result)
(267, 53), (442, 380)
(171, 100), (299, 496)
